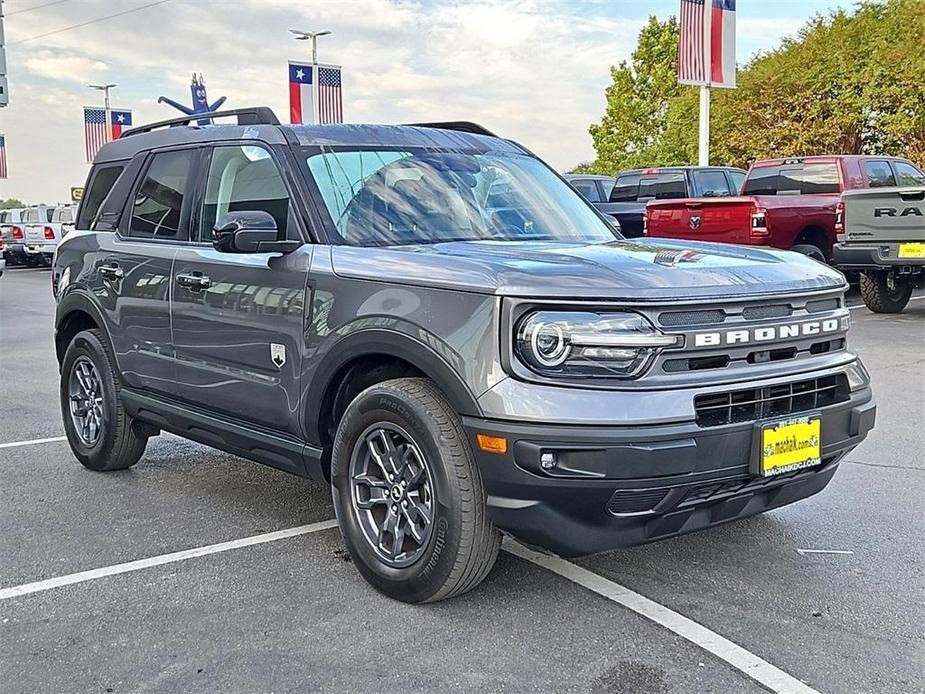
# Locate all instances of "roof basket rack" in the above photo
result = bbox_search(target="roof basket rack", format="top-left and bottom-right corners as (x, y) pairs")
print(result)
(120, 107), (280, 139)
(404, 121), (497, 137)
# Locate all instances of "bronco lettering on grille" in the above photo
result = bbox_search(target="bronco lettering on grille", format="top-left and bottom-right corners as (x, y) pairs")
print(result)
(693, 319), (840, 348)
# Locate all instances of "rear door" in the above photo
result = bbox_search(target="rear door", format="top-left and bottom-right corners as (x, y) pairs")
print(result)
(170, 142), (311, 439)
(88, 148), (196, 395)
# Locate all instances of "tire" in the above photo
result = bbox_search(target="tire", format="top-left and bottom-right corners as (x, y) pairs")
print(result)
(23, 255), (41, 268)
(791, 243), (827, 263)
(60, 328), (148, 471)
(331, 377), (500, 603)
(860, 271), (913, 313)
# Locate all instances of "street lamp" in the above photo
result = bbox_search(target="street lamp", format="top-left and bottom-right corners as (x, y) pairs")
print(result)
(89, 83), (117, 140)
(289, 29), (331, 65)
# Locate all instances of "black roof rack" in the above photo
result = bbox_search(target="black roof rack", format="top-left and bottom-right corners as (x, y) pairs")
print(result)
(404, 121), (497, 137)
(120, 106), (280, 139)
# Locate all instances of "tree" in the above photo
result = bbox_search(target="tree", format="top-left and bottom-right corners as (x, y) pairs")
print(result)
(587, 16), (682, 174)
(1, 198), (25, 210)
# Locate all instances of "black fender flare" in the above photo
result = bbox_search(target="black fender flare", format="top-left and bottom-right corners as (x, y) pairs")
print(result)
(302, 328), (484, 445)
(54, 289), (113, 364)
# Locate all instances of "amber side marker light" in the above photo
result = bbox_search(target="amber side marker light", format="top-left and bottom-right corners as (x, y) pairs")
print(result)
(476, 434), (508, 454)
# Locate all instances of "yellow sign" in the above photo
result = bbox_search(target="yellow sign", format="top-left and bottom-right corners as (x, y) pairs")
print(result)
(898, 242), (925, 259)
(760, 416), (821, 476)
(70, 187), (84, 202)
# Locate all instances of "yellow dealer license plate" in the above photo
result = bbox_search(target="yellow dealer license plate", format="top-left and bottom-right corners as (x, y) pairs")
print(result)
(898, 243), (925, 258)
(756, 414), (822, 477)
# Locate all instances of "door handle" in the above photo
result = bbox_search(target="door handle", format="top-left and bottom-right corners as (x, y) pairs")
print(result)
(98, 264), (124, 279)
(175, 272), (212, 290)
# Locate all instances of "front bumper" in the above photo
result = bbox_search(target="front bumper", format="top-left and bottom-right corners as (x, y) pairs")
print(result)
(464, 384), (875, 558)
(834, 242), (925, 271)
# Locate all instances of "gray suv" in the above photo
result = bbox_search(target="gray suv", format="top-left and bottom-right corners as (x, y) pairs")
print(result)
(53, 108), (876, 603)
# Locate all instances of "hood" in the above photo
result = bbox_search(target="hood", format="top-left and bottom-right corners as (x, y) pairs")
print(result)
(331, 238), (847, 301)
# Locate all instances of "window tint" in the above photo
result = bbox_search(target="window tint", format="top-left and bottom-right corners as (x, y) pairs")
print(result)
(693, 170), (732, 197)
(894, 161), (925, 187)
(609, 173), (640, 202)
(728, 171), (745, 193)
(199, 145), (290, 243)
(800, 163), (840, 194)
(638, 172), (686, 200)
(742, 166), (779, 195)
(128, 150), (194, 239)
(599, 178), (615, 200)
(570, 179), (602, 203)
(864, 161), (896, 188)
(77, 165), (124, 229)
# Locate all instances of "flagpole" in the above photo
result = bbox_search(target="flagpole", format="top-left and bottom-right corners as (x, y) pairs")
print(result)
(289, 29), (331, 125)
(89, 83), (117, 142)
(698, 1), (712, 166)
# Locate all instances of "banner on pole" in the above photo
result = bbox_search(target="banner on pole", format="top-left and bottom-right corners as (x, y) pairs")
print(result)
(289, 61), (343, 125)
(288, 62), (314, 124)
(0, 135), (8, 179)
(678, 0), (736, 88)
(83, 107), (133, 163)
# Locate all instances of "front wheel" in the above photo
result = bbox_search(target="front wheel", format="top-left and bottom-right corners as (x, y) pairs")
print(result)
(331, 378), (500, 603)
(860, 271), (913, 313)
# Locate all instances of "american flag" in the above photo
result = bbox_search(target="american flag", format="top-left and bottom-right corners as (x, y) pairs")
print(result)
(84, 107), (133, 163)
(317, 66), (343, 124)
(678, 0), (736, 88)
(0, 135), (7, 179)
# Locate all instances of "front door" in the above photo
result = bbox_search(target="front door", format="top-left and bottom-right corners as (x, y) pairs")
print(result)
(170, 143), (311, 437)
(88, 149), (197, 395)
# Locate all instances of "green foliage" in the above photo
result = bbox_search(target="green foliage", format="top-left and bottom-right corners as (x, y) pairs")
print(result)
(0, 198), (25, 210)
(587, 0), (925, 173)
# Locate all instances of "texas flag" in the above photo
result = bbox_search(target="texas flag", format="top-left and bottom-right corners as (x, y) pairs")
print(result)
(289, 62), (314, 124)
(678, 0), (736, 88)
(709, 0), (736, 87)
(110, 110), (132, 138)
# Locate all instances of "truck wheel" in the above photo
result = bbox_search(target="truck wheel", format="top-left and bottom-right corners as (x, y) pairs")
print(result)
(790, 244), (826, 263)
(331, 377), (500, 603)
(60, 329), (149, 471)
(860, 271), (913, 313)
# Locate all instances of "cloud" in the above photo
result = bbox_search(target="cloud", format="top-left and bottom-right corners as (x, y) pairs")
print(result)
(21, 53), (110, 84)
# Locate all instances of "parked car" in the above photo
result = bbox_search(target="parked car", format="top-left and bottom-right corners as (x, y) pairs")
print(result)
(569, 167), (745, 238)
(53, 204), (78, 237)
(834, 184), (925, 312)
(645, 155), (925, 262)
(22, 204), (57, 266)
(54, 108), (874, 603)
(1, 208), (27, 266)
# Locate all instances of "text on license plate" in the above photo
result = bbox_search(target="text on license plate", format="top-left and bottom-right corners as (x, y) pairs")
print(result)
(759, 415), (821, 477)
(898, 242), (925, 258)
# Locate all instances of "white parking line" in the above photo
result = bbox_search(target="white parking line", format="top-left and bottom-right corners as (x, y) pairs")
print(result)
(0, 436), (67, 450)
(848, 295), (925, 310)
(506, 541), (820, 694)
(0, 520), (338, 601)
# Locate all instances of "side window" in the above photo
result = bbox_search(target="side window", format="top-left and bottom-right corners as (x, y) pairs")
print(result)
(609, 173), (640, 202)
(742, 166), (780, 195)
(893, 161), (925, 187)
(128, 150), (194, 240)
(693, 170), (732, 197)
(728, 171), (745, 194)
(570, 180), (601, 203)
(864, 161), (897, 188)
(800, 163), (840, 194)
(199, 145), (291, 243)
(77, 165), (125, 230)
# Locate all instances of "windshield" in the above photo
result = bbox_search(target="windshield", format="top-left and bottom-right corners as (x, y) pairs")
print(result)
(305, 149), (619, 247)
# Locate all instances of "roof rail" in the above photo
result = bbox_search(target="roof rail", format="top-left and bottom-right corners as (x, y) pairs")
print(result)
(120, 107), (280, 139)
(404, 121), (497, 137)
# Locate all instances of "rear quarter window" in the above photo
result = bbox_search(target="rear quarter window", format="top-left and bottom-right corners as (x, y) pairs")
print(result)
(77, 164), (126, 230)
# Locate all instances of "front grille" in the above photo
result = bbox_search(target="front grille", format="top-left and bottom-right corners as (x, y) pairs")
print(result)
(806, 298), (840, 313)
(658, 309), (725, 327)
(694, 374), (850, 427)
(742, 303), (791, 320)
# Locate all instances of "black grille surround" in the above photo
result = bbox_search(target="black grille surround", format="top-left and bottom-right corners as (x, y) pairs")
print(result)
(694, 374), (850, 427)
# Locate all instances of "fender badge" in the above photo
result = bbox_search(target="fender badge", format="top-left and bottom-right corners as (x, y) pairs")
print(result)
(270, 343), (286, 368)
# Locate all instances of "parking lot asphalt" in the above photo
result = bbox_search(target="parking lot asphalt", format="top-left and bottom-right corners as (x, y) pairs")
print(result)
(1, 265), (923, 694)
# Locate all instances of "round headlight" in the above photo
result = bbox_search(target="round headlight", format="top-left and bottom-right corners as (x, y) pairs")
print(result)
(528, 320), (570, 367)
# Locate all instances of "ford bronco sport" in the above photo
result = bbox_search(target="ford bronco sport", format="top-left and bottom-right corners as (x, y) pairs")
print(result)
(53, 108), (876, 603)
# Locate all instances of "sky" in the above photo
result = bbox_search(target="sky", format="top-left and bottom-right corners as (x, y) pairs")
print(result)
(0, 0), (857, 203)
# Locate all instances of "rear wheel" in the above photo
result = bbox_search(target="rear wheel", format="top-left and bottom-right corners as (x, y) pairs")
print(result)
(60, 329), (149, 471)
(860, 271), (913, 313)
(790, 243), (827, 263)
(331, 378), (500, 603)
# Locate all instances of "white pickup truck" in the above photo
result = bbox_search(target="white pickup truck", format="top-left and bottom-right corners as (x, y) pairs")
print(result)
(834, 185), (925, 313)
(22, 204), (76, 266)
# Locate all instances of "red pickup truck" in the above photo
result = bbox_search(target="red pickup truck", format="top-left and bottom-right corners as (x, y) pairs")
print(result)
(644, 155), (925, 262)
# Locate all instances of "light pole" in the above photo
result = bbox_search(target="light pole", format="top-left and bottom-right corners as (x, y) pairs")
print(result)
(89, 83), (117, 141)
(289, 29), (331, 65)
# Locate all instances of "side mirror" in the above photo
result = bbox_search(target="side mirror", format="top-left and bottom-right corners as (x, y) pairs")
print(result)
(212, 211), (300, 254)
